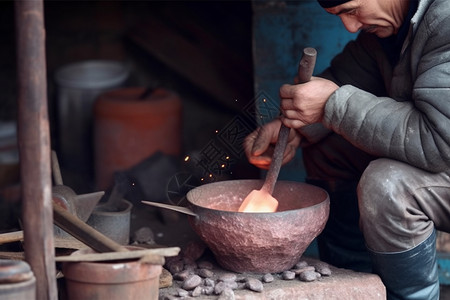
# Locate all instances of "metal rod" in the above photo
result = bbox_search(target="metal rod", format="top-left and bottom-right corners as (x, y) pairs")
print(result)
(15, 0), (58, 299)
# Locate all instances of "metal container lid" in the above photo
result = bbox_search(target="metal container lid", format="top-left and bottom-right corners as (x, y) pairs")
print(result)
(0, 260), (34, 284)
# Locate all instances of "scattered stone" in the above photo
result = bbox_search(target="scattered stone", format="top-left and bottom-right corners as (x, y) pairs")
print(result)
(236, 281), (246, 289)
(203, 278), (215, 287)
(291, 266), (315, 275)
(214, 281), (228, 295)
(160, 295), (177, 300)
(219, 273), (237, 282)
(218, 288), (235, 300)
(245, 278), (264, 292)
(202, 286), (214, 295)
(177, 288), (189, 297)
(197, 268), (214, 278)
(282, 270), (296, 280)
(197, 260), (214, 270)
(173, 269), (191, 281)
(299, 270), (318, 282)
(131, 226), (154, 244)
(314, 262), (332, 276)
(295, 261), (309, 269)
(262, 273), (274, 283)
(159, 268), (173, 288)
(166, 259), (184, 274)
(182, 274), (202, 290)
(191, 286), (202, 297)
(225, 280), (238, 290)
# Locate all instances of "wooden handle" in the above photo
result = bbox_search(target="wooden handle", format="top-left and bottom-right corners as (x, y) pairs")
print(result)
(53, 203), (128, 253)
(298, 47), (317, 84)
(262, 48), (317, 195)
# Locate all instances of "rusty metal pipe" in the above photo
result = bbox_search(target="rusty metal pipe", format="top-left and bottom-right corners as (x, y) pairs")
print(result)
(15, 1), (58, 299)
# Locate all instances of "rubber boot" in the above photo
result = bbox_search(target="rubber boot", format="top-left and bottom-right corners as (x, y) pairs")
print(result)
(307, 179), (372, 273)
(369, 230), (439, 300)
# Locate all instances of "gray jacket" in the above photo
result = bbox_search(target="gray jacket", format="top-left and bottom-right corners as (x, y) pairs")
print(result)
(303, 0), (450, 173)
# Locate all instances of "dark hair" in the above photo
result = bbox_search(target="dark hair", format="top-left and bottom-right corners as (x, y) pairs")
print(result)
(317, 0), (352, 8)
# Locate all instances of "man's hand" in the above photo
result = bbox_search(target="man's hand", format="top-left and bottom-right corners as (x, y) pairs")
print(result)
(243, 118), (301, 170)
(279, 76), (339, 129)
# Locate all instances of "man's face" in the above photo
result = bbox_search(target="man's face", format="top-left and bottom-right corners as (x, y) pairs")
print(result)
(325, 0), (409, 38)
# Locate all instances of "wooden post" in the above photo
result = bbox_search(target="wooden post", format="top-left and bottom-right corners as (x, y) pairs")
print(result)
(15, 0), (57, 299)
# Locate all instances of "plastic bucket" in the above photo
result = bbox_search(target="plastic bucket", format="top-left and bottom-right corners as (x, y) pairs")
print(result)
(93, 87), (182, 190)
(54, 60), (130, 175)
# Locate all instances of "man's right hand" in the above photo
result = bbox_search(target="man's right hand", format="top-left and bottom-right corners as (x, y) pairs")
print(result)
(243, 118), (301, 170)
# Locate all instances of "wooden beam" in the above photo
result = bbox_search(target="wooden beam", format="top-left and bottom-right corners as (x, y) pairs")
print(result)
(15, 0), (58, 299)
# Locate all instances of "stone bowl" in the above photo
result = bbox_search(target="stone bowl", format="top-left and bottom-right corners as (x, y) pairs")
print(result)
(186, 179), (330, 273)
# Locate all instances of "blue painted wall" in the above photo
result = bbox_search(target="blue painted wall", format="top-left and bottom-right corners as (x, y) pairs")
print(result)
(252, 0), (356, 181)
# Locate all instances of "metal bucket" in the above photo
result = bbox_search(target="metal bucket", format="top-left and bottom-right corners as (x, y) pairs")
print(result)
(0, 260), (36, 300)
(54, 60), (130, 175)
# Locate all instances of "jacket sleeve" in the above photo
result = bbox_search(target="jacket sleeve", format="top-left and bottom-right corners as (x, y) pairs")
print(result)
(323, 14), (450, 173)
(299, 32), (389, 146)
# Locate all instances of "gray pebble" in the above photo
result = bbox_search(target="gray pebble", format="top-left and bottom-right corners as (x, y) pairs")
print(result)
(282, 270), (296, 280)
(236, 281), (246, 289)
(245, 278), (264, 292)
(262, 273), (274, 283)
(191, 286), (202, 297)
(218, 288), (235, 300)
(177, 288), (189, 297)
(299, 270), (317, 282)
(160, 295), (178, 300)
(219, 273), (237, 282)
(203, 278), (215, 287)
(295, 260), (309, 268)
(132, 226), (154, 244)
(197, 260), (213, 270)
(202, 286), (214, 295)
(314, 262), (332, 276)
(197, 268), (214, 278)
(182, 274), (202, 290)
(173, 269), (191, 281)
(291, 266), (315, 275)
(167, 259), (184, 274)
(214, 281), (228, 295)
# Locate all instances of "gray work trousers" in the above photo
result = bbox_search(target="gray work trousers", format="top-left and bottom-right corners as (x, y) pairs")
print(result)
(302, 133), (450, 253)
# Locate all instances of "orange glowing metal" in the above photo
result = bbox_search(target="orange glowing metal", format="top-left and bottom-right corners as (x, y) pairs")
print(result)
(238, 190), (278, 213)
(238, 48), (317, 214)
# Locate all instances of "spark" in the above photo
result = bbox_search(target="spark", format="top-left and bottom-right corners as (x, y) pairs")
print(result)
(184, 156), (190, 162)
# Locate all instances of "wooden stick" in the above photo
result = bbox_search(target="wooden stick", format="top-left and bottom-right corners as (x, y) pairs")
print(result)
(0, 230), (24, 245)
(53, 203), (128, 253)
(55, 247), (180, 263)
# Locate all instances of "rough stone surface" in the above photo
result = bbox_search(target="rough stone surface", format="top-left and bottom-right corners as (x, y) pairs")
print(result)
(187, 180), (330, 273)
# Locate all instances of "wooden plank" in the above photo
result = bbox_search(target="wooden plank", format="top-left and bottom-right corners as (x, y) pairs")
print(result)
(55, 247), (180, 262)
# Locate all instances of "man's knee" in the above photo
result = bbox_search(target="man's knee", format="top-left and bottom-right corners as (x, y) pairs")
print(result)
(358, 158), (406, 222)
(357, 158), (415, 251)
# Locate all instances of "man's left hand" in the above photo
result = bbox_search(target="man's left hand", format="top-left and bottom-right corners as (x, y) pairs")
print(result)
(279, 76), (339, 129)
